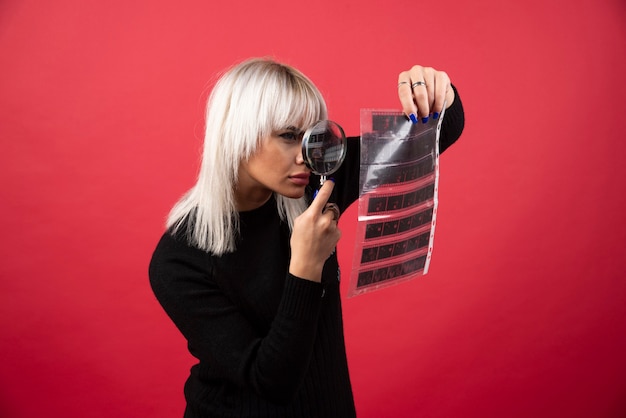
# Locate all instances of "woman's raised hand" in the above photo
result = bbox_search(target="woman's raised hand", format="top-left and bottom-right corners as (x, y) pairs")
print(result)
(289, 180), (341, 283)
(397, 65), (455, 124)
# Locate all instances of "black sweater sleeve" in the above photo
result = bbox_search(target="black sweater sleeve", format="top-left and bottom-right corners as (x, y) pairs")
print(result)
(149, 231), (324, 404)
(439, 84), (465, 154)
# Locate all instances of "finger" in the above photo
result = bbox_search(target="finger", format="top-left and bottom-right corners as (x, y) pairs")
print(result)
(408, 65), (429, 120)
(309, 179), (335, 212)
(322, 203), (340, 221)
(398, 71), (417, 123)
(432, 71), (451, 116)
(421, 67), (436, 115)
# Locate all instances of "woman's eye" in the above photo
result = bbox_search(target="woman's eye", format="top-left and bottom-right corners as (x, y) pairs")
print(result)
(279, 132), (298, 141)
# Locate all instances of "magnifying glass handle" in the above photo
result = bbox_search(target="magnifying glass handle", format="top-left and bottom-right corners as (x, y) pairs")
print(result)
(313, 175), (329, 200)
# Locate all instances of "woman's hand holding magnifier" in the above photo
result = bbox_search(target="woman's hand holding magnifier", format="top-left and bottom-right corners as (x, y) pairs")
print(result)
(289, 179), (341, 283)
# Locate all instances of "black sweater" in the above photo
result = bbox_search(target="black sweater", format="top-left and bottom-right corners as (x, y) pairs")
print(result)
(149, 90), (464, 418)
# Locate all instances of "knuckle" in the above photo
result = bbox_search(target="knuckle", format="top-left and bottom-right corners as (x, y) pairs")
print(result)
(398, 89), (413, 99)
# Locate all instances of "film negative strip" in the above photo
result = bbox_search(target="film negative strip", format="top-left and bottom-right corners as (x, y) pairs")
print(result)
(349, 107), (445, 297)
(360, 154), (434, 191)
(366, 183), (435, 215)
(364, 207), (434, 240)
(356, 254), (428, 288)
(360, 230), (431, 264)
(371, 112), (408, 133)
(360, 129), (435, 166)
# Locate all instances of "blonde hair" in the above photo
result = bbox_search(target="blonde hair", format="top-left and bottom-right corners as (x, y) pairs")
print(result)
(167, 58), (328, 254)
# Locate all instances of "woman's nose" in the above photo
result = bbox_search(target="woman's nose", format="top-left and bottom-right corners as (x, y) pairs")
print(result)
(295, 148), (305, 164)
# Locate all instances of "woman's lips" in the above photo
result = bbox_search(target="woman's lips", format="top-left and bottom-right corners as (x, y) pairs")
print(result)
(289, 173), (310, 186)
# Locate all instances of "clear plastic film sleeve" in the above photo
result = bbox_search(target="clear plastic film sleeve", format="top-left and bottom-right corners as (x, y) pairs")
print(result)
(347, 107), (445, 297)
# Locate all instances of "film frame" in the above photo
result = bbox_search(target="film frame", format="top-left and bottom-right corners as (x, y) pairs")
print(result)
(366, 183), (435, 215)
(364, 206), (434, 240)
(360, 230), (431, 264)
(356, 254), (428, 288)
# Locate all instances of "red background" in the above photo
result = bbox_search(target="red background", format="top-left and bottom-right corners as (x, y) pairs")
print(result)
(1, 0), (625, 416)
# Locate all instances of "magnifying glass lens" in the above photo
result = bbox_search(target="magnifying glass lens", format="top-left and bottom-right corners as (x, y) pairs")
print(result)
(302, 120), (347, 176)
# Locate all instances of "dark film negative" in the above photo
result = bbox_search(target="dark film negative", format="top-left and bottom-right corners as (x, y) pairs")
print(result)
(364, 207), (434, 240)
(361, 123), (435, 166)
(356, 255), (428, 288)
(350, 108), (444, 297)
(360, 155), (434, 190)
(367, 183), (435, 215)
(360, 230), (431, 264)
(371, 113), (408, 133)
(383, 220), (399, 236)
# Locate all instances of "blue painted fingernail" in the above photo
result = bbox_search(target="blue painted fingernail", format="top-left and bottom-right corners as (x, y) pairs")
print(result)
(433, 112), (440, 120)
(421, 116), (429, 124)
(313, 190), (318, 199)
(409, 113), (418, 124)
(329, 177), (336, 183)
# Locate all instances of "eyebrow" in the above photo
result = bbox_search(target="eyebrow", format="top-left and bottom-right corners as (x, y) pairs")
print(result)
(278, 125), (305, 135)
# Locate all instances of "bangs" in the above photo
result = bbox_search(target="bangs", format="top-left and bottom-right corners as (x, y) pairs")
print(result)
(271, 87), (326, 133)
(258, 66), (328, 138)
(217, 58), (329, 161)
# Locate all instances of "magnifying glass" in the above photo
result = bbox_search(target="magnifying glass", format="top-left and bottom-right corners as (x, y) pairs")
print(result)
(302, 120), (347, 188)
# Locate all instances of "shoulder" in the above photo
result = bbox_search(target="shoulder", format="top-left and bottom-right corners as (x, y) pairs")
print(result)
(149, 228), (214, 291)
(151, 225), (211, 263)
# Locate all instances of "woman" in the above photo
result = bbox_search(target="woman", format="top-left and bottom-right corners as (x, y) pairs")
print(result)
(149, 58), (465, 417)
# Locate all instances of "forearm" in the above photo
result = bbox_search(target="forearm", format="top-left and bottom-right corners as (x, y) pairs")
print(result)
(439, 84), (465, 153)
(243, 274), (323, 403)
(149, 233), (324, 404)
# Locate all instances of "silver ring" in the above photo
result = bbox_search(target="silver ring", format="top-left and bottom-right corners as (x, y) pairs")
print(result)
(412, 81), (427, 88)
(323, 203), (340, 221)
(397, 81), (410, 88)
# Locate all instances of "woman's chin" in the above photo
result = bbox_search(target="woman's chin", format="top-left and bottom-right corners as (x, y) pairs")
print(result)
(279, 187), (306, 199)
